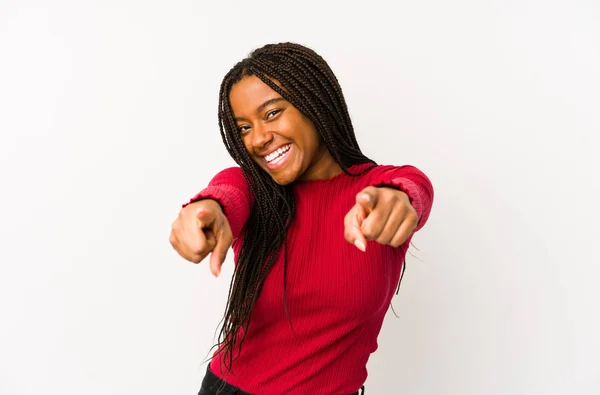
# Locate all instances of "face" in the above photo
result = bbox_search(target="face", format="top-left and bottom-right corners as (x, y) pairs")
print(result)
(229, 75), (342, 185)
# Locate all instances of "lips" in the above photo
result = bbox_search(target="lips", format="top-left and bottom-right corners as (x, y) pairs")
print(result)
(261, 143), (292, 170)
(263, 143), (292, 164)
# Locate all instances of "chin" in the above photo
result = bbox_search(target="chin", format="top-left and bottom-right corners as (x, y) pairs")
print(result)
(256, 157), (303, 186)
(270, 173), (296, 186)
(266, 167), (303, 186)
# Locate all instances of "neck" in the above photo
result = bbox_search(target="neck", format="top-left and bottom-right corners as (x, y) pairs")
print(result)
(299, 149), (343, 181)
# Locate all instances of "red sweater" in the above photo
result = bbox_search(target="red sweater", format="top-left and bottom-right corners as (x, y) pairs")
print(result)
(186, 163), (434, 394)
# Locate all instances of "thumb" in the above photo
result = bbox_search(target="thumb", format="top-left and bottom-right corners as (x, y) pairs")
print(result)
(196, 207), (216, 228)
(356, 187), (378, 212)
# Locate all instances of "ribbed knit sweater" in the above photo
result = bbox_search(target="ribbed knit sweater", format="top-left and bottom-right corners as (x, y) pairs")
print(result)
(186, 163), (434, 394)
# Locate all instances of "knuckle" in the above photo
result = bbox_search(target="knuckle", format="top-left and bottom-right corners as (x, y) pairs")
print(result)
(194, 250), (210, 263)
(377, 235), (391, 245)
(390, 233), (403, 246)
(191, 242), (207, 255)
(361, 225), (374, 239)
(408, 212), (418, 226)
(396, 198), (407, 209)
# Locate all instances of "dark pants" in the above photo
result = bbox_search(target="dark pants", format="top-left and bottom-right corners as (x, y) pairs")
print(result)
(198, 366), (365, 395)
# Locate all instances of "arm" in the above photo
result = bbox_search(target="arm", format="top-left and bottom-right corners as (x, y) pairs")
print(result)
(183, 167), (253, 239)
(344, 165), (434, 250)
(170, 167), (253, 276)
(369, 165), (434, 232)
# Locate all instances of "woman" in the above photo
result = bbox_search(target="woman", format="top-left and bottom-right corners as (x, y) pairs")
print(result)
(170, 42), (434, 395)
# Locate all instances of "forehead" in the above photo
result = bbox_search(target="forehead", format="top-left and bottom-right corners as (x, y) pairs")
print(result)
(229, 75), (281, 111)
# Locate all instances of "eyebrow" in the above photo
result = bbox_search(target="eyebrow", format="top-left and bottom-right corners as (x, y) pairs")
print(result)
(234, 97), (287, 121)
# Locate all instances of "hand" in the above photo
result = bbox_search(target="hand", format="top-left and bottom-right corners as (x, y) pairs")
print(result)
(169, 199), (233, 277)
(344, 186), (418, 252)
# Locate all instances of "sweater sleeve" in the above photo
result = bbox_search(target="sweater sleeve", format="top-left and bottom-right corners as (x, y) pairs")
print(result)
(370, 165), (434, 232)
(182, 167), (253, 238)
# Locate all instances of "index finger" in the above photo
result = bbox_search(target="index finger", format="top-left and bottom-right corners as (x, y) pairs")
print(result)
(209, 225), (232, 277)
(344, 204), (368, 252)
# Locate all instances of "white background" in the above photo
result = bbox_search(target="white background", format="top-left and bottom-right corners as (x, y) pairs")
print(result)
(1, 1), (599, 394)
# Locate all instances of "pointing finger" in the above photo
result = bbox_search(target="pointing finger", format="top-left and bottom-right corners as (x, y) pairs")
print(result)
(209, 224), (232, 277)
(352, 225), (367, 252)
(344, 204), (367, 252)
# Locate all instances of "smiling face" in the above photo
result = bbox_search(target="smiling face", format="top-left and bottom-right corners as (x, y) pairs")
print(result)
(229, 75), (342, 185)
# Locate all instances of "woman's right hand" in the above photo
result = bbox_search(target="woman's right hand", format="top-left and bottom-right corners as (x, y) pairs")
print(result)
(169, 199), (233, 277)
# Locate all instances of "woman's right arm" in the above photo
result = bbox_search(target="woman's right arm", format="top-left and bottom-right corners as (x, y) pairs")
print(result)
(169, 167), (252, 276)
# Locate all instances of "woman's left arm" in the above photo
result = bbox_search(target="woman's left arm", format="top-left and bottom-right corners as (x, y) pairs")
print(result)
(344, 165), (434, 251)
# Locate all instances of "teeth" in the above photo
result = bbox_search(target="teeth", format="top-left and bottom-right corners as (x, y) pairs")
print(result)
(265, 145), (291, 163)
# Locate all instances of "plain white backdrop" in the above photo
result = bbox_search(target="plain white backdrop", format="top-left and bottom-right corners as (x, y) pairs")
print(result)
(1, 1), (599, 394)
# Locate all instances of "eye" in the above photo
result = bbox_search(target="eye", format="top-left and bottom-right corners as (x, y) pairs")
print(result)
(266, 109), (281, 119)
(238, 125), (251, 134)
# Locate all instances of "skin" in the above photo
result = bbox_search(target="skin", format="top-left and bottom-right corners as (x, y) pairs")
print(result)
(169, 75), (418, 275)
(231, 75), (342, 185)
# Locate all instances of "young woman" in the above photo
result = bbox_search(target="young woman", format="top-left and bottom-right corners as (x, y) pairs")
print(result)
(170, 42), (434, 395)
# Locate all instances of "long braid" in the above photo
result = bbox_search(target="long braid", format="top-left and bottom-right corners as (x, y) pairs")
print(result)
(211, 43), (377, 374)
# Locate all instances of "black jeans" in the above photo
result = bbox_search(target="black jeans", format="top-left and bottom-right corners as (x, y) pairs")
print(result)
(198, 366), (365, 395)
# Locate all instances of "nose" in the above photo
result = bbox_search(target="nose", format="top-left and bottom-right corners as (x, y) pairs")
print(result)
(250, 123), (274, 150)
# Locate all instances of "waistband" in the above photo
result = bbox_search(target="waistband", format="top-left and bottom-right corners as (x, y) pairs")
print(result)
(199, 366), (365, 395)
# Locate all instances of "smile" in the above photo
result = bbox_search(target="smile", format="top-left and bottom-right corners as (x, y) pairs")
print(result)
(263, 144), (292, 168)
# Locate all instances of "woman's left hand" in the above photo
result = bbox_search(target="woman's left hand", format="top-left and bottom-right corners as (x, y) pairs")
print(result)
(344, 186), (418, 252)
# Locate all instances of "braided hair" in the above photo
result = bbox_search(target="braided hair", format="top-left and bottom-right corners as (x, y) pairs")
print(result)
(213, 42), (376, 373)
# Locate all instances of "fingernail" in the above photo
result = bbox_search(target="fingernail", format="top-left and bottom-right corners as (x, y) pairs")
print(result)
(362, 194), (371, 202)
(354, 239), (366, 252)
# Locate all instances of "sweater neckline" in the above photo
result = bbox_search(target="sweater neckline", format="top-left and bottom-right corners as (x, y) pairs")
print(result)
(292, 162), (375, 187)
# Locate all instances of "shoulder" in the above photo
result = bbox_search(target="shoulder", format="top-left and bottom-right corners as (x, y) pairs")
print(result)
(344, 162), (432, 180)
(209, 166), (246, 185)
(364, 164), (431, 181)
(216, 166), (244, 177)
(366, 163), (423, 175)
